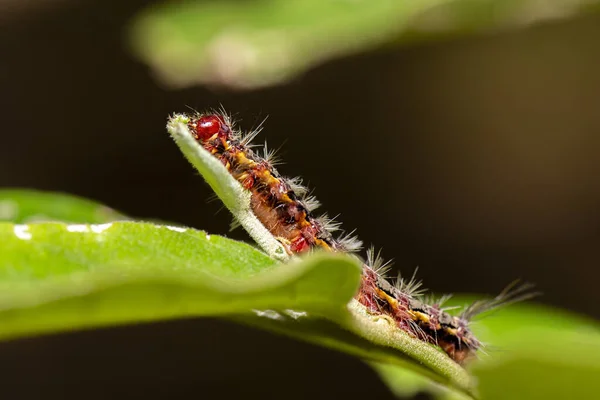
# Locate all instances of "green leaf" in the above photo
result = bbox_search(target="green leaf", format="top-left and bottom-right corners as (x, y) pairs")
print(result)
(373, 301), (600, 399)
(0, 221), (360, 338)
(234, 299), (475, 397)
(457, 304), (600, 400)
(0, 221), (476, 397)
(128, 0), (599, 89)
(0, 188), (126, 223)
(371, 361), (453, 398)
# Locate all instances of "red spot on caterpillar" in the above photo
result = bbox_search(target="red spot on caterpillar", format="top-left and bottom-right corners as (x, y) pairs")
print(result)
(242, 175), (255, 189)
(290, 236), (310, 253)
(195, 115), (222, 140)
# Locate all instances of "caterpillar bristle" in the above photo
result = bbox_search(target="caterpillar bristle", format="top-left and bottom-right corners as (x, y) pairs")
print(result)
(461, 280), (539, 320)
(430, 294), (454, 308)
(240, 128), (262, 146)
(300, 195), (321, 212)
(365, 247), (393, 277)
(395, 267), (427, 298)
(287, 177), (309, 196)
(262, 141), (282, 167)
(317, 213), (343, 233)
(337, 230), (363, 253)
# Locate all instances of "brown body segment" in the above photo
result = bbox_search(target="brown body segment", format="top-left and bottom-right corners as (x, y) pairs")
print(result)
(188, 112), (483, 364)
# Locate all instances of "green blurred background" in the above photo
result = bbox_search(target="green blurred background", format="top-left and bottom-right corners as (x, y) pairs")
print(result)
(1, 0), (600, 399)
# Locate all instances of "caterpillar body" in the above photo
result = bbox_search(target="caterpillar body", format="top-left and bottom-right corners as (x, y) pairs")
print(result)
(176, 110), (534, 365)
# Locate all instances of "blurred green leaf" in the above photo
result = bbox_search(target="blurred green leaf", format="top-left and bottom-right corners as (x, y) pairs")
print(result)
(6, 191), (596, 398)
(0, 189), (126, 223)
(460, 304), (600, 400)
(368, 362), (443, 398)
(373, 301), (600, 399)
(0, 221), (356, 337)
(129, 0), (599, 89)
(0, 220), (476, 397)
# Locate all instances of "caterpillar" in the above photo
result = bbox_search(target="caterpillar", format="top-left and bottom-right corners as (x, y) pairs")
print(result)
(174, 109), (535, 365)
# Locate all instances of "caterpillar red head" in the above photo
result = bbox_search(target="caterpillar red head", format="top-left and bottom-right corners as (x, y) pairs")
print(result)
(190, 113), (231, 141)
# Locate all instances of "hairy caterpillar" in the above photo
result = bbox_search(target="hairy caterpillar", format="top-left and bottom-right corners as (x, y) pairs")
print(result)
(172, 109), (535, 365)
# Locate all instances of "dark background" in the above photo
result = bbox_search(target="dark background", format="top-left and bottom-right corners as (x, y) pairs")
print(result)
(2, 1), (600, 399)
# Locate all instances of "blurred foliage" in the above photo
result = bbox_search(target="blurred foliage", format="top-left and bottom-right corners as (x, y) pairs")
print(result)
(451, 304), (600, 400)
(0, 190), (473, 397)
(1, 190), (599, 399)
(0, 188), (126, 223)
(375, 303), (600, 399)
(129, 0), (600, 89)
